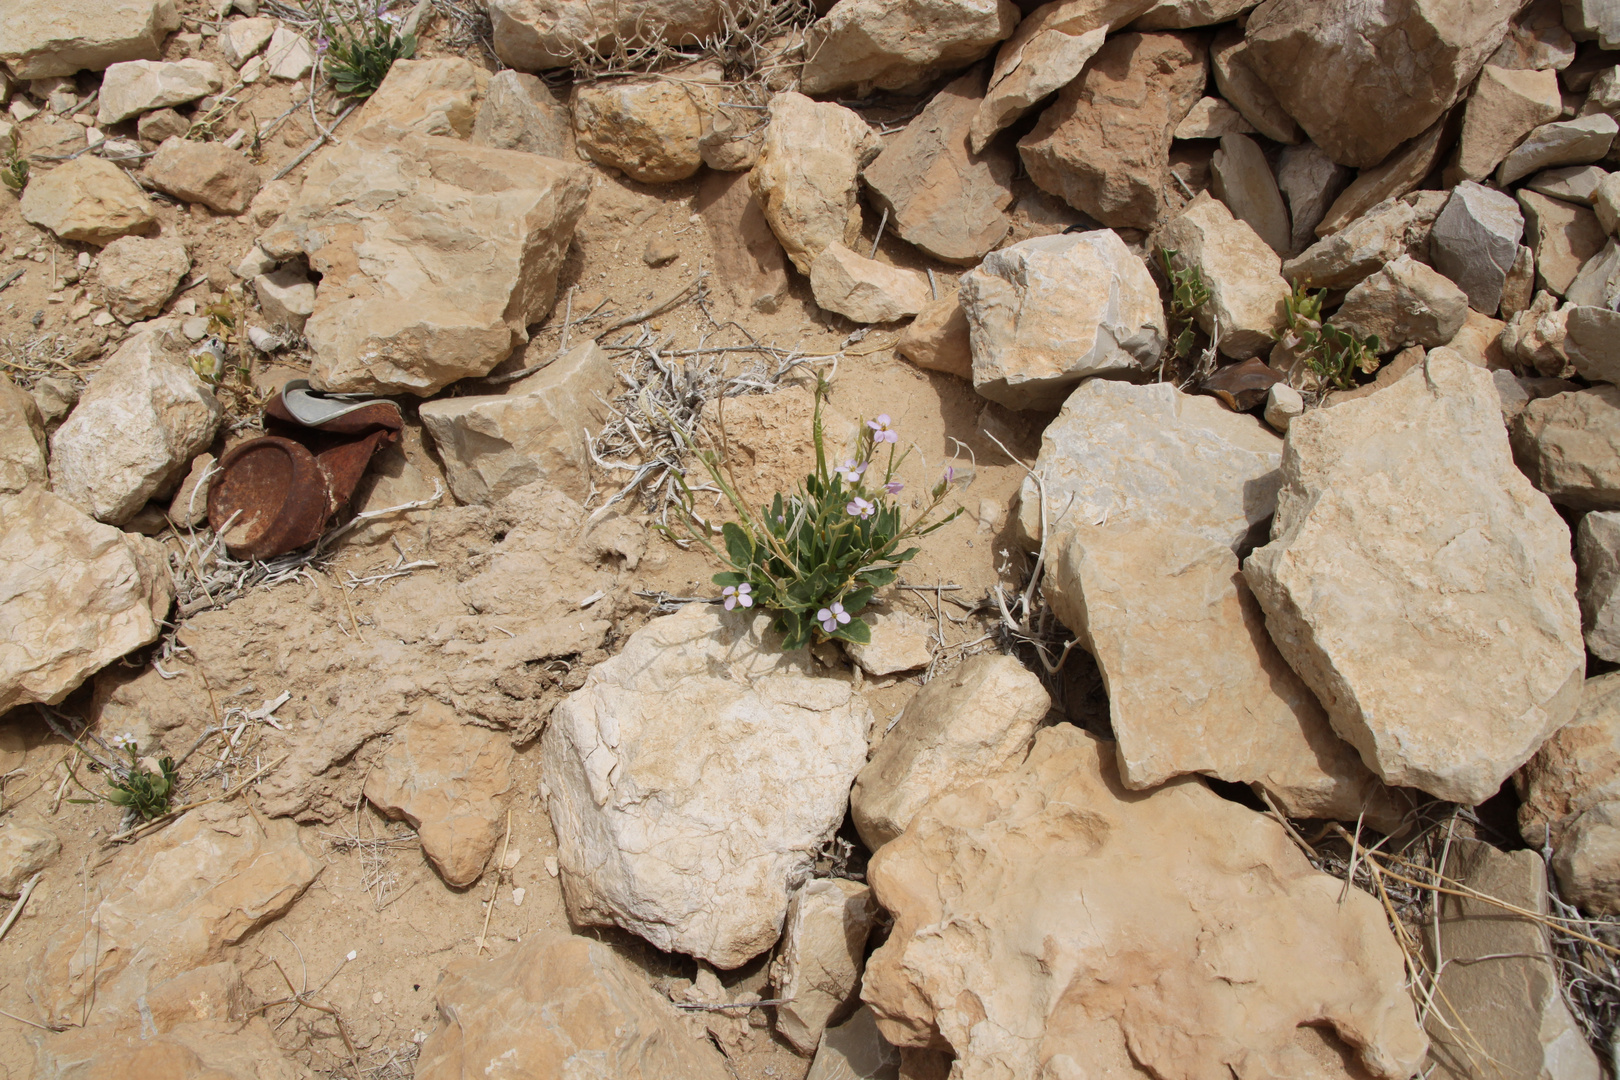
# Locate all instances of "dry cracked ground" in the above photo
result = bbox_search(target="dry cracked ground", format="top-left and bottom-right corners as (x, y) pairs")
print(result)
(4, 0), (1620, 1078)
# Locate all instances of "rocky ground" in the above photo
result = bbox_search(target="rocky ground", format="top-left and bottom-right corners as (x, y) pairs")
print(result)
(4, 0), (1620, 1078)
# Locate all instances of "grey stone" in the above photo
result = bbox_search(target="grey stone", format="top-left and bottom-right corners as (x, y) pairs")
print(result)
(805, 1007), (900, 1080)
(1524, 164), (1611, 204)
(1512, 385), (1620, 510)
(1209, 25), (1299, 145)
(1283, 197), (1417, 290)
(1566, 305), (1620, 384)
(1577, 511), (1620, 661)
(1429, 181), (1525, 314)
(1567, 238), (1620, 309)
(1499, 114), (1620, 185)
(1564, 0), (1620, 49)
(1210, 132), (1290, 255)
(471, 70), (573, 158)
(1276, 141), (1354, 256)
(1518, 188), (1608, 296)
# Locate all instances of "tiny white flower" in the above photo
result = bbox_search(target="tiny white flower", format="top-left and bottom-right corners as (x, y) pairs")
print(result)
(722, 583), (753, 610)
(837, 458), (867, 483)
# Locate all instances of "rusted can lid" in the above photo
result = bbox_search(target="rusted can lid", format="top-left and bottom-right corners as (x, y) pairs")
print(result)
(207, 436), (333, 560)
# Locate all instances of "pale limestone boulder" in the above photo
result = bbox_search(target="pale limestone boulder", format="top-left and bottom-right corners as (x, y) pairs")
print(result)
(864, 68), (1015, 264)
(1564, 0), (1620, 48)
(572, 64), (719, 183)
(20, 155), (156, 245)
(1018, 30), (1206, 229)
(35, 1019), (308, 1080)
(1015, 377), (1282, 550)
(800, 0), (1020, 97)
(1568, 238), (1620, 309)
(694, 169), (791, 315)
(1527, 164), (1610, 205)
(259, 134), (589, 396)
(1426, 839), (1602, 1080)
(352, 56), (485, 140)
(94, 235), (190, 321)
(1578, 513), (1620, 662)
(1451, 65), (1563, 183)
(1210, 132), (1289, 255)
(218, 16), (275, 66)
(30, 804), (319, 1028)
(1597, 172), (1620, 234)
(1245, 352), (1584, 804)
(1135, 0), (1258, 27)
(0, 825), (58, 896)
(1512, 386), (1620, 509)
(96, 58), (220, 124)
(1429, 181), (1524, 314)
(851, 654), (1049, 850)
(0, 487), (172, 713)
(252, 265), (314, 330)
(896, 290), (971, 379)
(418, 341), (614, 504)
(842, 609), (934, 676)
(1157, 191), (1289, 359)
(750, 92), (881, 274)
(1500, 114), (1620, 185)
(809, 244), (933, 324)
(541, 604), (871, 968)
(770, 879), (878, 1055)
(1173, 96), (1255, 139)
(0, 373), (46, 495)
(49, 328), (221, 525)
(262, 27), (312, 80)
(1566, 305), (1620, 384)
(1244, 0), (1519, 169)
(472, 69), (573, 157)
(861, 725), (1429, 1080)
(961, 230), (1166, 410)
(414, 932), (731, 1080)
(0, 0), (178, 79)
(1333, 254), (1470, 351)
(1209, 24), (1299, 144)
(1518, 189), (1607, 296)
(1283, 197), (1417, 289)
(1314, 119), (1453, 237)
(1518, 673), (1620, 909)
(145, 137), (262, 214)
(487, 0), (727, 71)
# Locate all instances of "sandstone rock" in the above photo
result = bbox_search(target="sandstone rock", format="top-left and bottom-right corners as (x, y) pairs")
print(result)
(1135, 0), (1258, 28)
(541, 604), (871, 968)
(1500, 114), (1620, 185)
(1016, 377), (1282, 551)
(252, 264), (315, 330)
(1568, 237), (1620, 308)
(750, 92), (880, 274)
(1553, 803), (1620, 913)
(694, 169), (791, 314)
(1501, 289), (1573, 375)
(419, 341), (614, 504)
(1264, 380), (1304, 431)
(218, 16), (274, 66)
(1518, 673), (1620, 903)
(1502, 242), (1538, 315)
(263, 27), (312, 80)
(34, 1019), (307, 1080)
(862, 724), (1428, 1079)
(1245, 352), (1583, 804)
(1333, 254), (1471, 351)
(1443, 308), (1510, 369)
(1210, 132), (1289, 255)
(19, 155), (157, 245)
(770, 878), (878, 1055)
(1451, 65), (1563, 183)
(961, 230), (1166, 410)
(852, 654), (1049, 850)
(864, 68), (1015, 264)
(95, 235), (190, 321)
(1526, 164), (1611, 205)
(1245, 0), (1518, 169)
(1597, 172), (1620, 233)
(572, 65), (718, 183)
(810, 244), (933, 324)
(1564, 0), (1620, 50)
(1426, 838), (1602, 1080)
(1514, 385), (1620, 508)
(32, 803), (319, 1027)
(0, 825), (58, 896)
(1018, 31), (1206, 229)
(259, 134), (589, 396)
(354, 56), (485, 140)
(1315, 118), (1455, 237)
(800, 0), (1020, 97)
(487, 0), (727, 71)
(0, 0), (179, 79)
(471, 69), (572, 157)
(1488, 0), (1577, 70)
(1160, 192), (1290, 359)
(806, 1007), (902, 1080)
(1429, 181), (1525, 314)
(895, 290), (971, 379)
(842, 610), (934, 676)
(1172, 95), (1255, 139)
(415, 931), (731, 1080)
(1519, 188), (1608, 295)
(1276, 141), (1353, 254)
(1284, 197), (1417, 289)
(1209, 24), (1300, 144)
(145, 137), (261, 214)
(1567, 305), (1620, 384)
(135, 107), (188, 143)
(50, 328), (221, 525)
(364, 700), (512, 887)
(0, 373), (46, 495)
(1578, 512), (1620, 661)
(97, 58), (220, 125)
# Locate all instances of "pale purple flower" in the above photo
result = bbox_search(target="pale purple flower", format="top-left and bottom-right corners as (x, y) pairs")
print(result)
(817, 602), (850, 633)
(943, 465), (955, 484)
(846, 496), (874, 519)
(883, 480), (903, 495)
(867, 413), (898, 444)
(722, 583), (753, 610)
(315, 32), (331, 54)
(837, 458), (867, 484)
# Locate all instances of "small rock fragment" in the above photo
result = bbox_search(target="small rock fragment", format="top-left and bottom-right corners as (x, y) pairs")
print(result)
(1518, 188), (1607, 296)
(471, 69), (572, 157)
(1263, 381), (1304, 432)
(809, 244), (933, 324)
(20, 156), (157, 246)
(1429, 180), (1525, 314)
(145, 137), (262, 214)
(0, 373), (47, 495)
(252, 265), (315, 330)
(94, 235), (190, 321)
(1283, 197), (1417, 290)
(1210, 132), (1290, 255)
(1499, 114), (1620, 185)
(1173, 95), (1255, 139)
(750, 91), (880, 274)
(842, 610), (934, 676)
(97, 58), (220, 125)
(800, 0), (1019, 97)
(1451, 65), (1563, 183)
(1276, 141), (1354, 255)
(218, 16), (275, 66)
(571, 65), (718, 183)
(263, 27), (313, 80)
(0, 825), (58, 896)
(1332, 254), (1470, 351)
(1158, 191), (1290, 359)
(895, 290), (971, 380)
(1209, 25), (1299, 145)
(770, 879), (878, 1055)
(1514, 385), (1620, 509)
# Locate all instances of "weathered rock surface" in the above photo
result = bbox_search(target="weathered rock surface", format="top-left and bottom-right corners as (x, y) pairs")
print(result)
(751, 92), (881, 274)
(1209, 24), (1299, 144)
(471, 69), (572, 157)
(263, 26), (313, 80)
(1579, 513), (1620, 663)
(1158, 191), (1290, 359)
(253, 265), (315, 330)
(1210, 132), (1290, 255)
(94, 235), (190, 321)
(0, 824), (58, 895)
(1135, 0), (1258, 28)
(800, 0), (1020, 97)
(695, 168), (791, 314)
(1568, 238), (1620, 309)
(1564, 0), (1619, 48)
(145, 137), (262, 214)
(1567, 305), (1620, 385)
(1276, 141), (1354, 254)
(20, 155), (157, 245)
(895, 290), (971, 379)
(1597, 172), (1620, 234)
(1173, 95), (1255, 139)
(218, 16), (275, 67)
(1452, 64), (1563, 183)
(1518, 189), (1607, 296)
(419, 341), (613, 504)
(572, 66), (718, 183)
(1283, 197), (1417, 290)
(1429, 180), (1525, 314)
(1527, 164), (1611, 206)
(259, 134), (589, 396)
(806, 1007), (904, 1080)
(862, 724), (1429, 1080)
(352, 56), (485, 140)
(842, 609), (935, 676)
(415, 931), (732, 1080)
(1314, 118), (1455, 238)
(961, 230), (1166, 410)
(97, 58), (220, 124)
(1017, 30), (1207, 229)
(34, 1019), (308, 1080)
(0, 373), (46, 495)
(1500, 114), (1620, 185)
(1265, 380), (1304, 431)
(487, 0), (726, 70)
(770, 879), (878, 1055)
(1501, 289), (1573, 375)
(1512, 386), (1620, 509)
(1333, 254), (1470, 351)
(810, 244), (934, 324)
(0, 0), (180, 79)
(852, 654), (1048, 850)
(541, 604), (871, 968)
(1245, 352), (1583, 804)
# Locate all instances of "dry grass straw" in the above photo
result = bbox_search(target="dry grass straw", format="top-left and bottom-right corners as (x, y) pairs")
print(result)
(0, 331), (94, 391)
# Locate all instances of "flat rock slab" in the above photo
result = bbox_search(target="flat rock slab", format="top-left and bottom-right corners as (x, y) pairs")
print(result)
(97, 58), (220, 125)
(0, 0), (179, 79)
(20, 155), (157, 246)
(800, 0), (1019, 97)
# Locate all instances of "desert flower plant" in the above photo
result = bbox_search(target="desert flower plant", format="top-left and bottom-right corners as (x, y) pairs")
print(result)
(309, 0), (417, 99)
(672, 376), (964, 651)
(67, 735), (178, 821)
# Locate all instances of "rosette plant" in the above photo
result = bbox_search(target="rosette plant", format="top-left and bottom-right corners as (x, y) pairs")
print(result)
(673, 376), (963, 650)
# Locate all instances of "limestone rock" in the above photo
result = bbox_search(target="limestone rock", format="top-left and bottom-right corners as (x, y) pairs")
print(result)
(135, 107), (187, 143)
(31, 804), (319, 1027)
(1500, 114), (1620, 185)
(0, 0), (180, 79)
(1514, 386), (1620, 509)
(1018, 30), (1206, 229)
(1333, 254), (1470, 351)
(1526, 164), (1611, 205)
(1314, 118), (1455, 237)
(896, 290), (971, 379)
(861, 724), (1428, 1080)
(1284, 197), (1417, 289)
(770, 879), (879, 1055)
(364, 701), (512, 888)
(1564, 0), (1620, 48)
(694, 169), (791, 315)
(0, 373), (46, 495)
(19, 155), (157, 245)
(1488, 0), (1576, 69)
(800, 0), (1020, 97)
(572, 65), (718, 183)
(1518, 673), (1620, 907)
(961, 230), (1166, 410)
(1577, 512), (1620, 661)
(1210, 132), (1289, 255)
(1597, 172), (1620, 234)
(540, 604), (871, 968)
(166, 452), (214, 527)
(1429, 181), (1525, 314)
(1553, 803), (1620, 914)
(1158, 191), (1290, 359)
(252, 265), (315, 330)
(94, 235), (190, 321)
(262, 27), (312, 80)
(750, 92), (881, 274)
(419, 341), (614, 504)
(1173, 96), (1255, 139)
(864, 68), (1014, 264)
(218, 16), (274, 66)
(354, 56), (485, 140)
(259, 134), (589, 396)
(1501, 290), (1573, 375)
(1518, 189), (1607, 296)
(1265, 381), (1304, 431)
(1276, 141), (1353, 254)
(1209, 24), (1300, 145)
(145, 137), (261, 214)
(414, 931), (731, 1080)
(34, 1019), (308, 1080)
(0, 486), (172, 713)
(1452, 65), (1563, 183)
(1567, 305), (1620, 384)
(1568, 237), (1620, 309)
(851, 654), (1049, 850)
(1135, 0), (1259, 28)
(1244, 0), (1519, 169)
(810, 245), (933, 324)
(0, 825), (58, 896)
(1502, 242), (1538, 316)
(487, 0), (727, 71)
(472, 69), (573, 157)
(49, 327), (221, 525)
(842, 610), (934, 676)
(806, 1007), (903, 1080)
(1245, 352), (1583, 804)
(97, 58), (220, 125)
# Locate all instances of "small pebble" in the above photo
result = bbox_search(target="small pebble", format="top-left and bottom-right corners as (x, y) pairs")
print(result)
(643, 238), (678, 267)
(511, 887), (526, 907)
(372, 991), (383, 1004)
